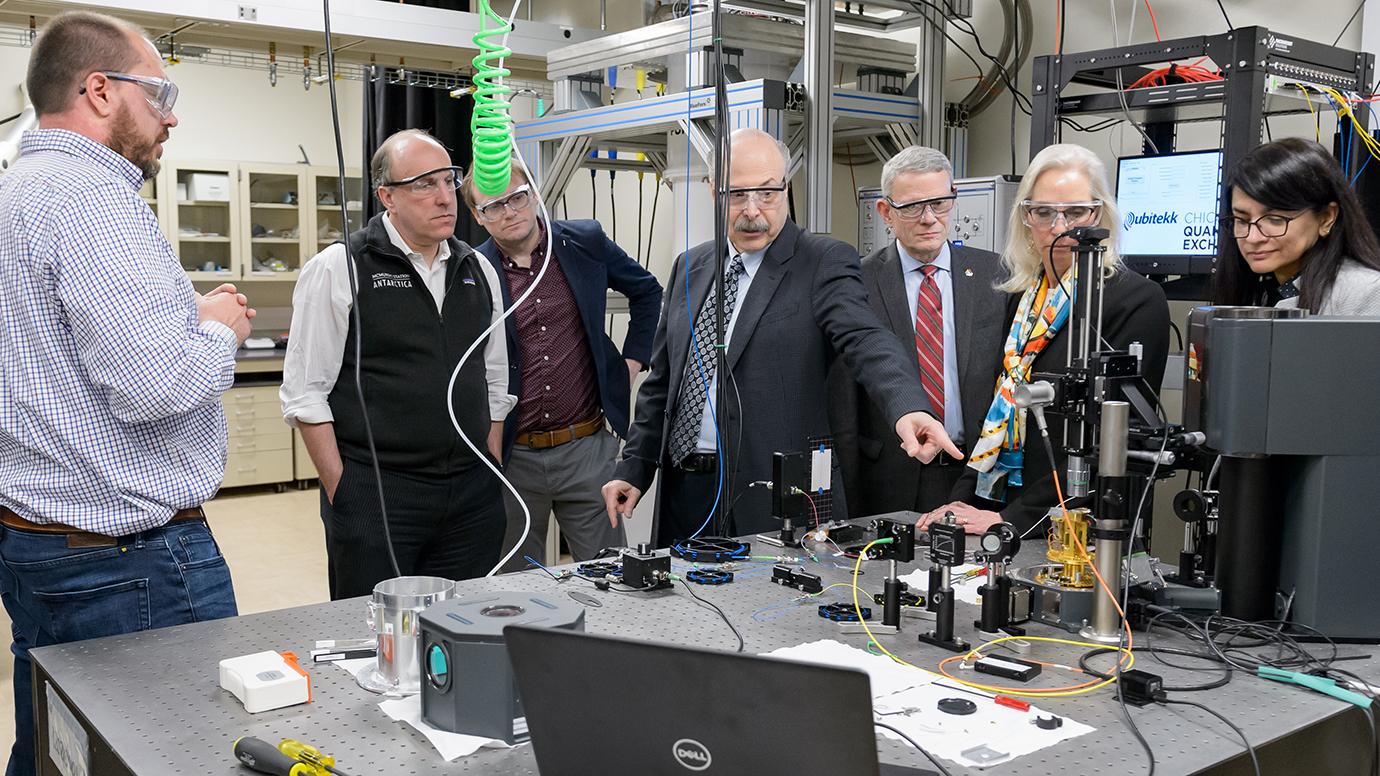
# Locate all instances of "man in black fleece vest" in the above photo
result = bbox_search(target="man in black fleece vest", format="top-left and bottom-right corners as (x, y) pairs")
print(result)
(281, 129), (516, 598)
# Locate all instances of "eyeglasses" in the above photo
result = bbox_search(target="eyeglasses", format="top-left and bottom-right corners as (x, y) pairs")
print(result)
(79, 71), (179, 119)
(727, 185), (787, 208)
(1225, 213), (1299, 239)
(380, 166), (462, 196)
(474, 185), (533, 220)
(885, 194), (958, 221)
(1021, 200), (1102, 229)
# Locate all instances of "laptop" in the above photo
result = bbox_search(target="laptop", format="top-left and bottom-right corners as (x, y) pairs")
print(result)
(505, 626), (938, 775)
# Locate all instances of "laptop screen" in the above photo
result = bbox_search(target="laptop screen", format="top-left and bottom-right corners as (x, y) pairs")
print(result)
(505, 626), (935, 775)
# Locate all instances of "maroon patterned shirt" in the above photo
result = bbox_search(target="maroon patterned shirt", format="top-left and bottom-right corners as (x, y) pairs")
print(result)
(500, 225), (602, 435)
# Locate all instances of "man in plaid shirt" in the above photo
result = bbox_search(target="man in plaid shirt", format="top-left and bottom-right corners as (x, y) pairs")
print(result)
(0, 13), (253, 775)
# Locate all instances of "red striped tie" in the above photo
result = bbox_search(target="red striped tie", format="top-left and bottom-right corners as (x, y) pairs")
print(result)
(914, 264), (944, 423)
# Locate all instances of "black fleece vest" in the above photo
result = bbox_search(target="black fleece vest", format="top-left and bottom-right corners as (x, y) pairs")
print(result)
(328, 215), (492, 475)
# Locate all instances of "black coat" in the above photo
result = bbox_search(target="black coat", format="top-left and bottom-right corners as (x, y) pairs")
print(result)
(614, 221), (932, 535)
(829, 242), (1011, 517)
(949, 268), (1171, 535)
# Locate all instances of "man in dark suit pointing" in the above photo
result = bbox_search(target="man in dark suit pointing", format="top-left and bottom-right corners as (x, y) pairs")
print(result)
(831, 146), (1009, 518)
(602, 128), (960, 545)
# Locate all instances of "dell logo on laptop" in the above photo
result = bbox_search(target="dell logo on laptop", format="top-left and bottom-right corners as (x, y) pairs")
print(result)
(672, 738), (712, 771)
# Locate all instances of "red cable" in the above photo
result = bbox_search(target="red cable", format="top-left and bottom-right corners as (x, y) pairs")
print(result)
(1143, 0), (1162, 41)
(1055, 0), (1062, 55)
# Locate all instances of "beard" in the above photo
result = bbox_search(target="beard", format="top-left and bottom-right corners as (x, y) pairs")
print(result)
(108, 104), (166, 181)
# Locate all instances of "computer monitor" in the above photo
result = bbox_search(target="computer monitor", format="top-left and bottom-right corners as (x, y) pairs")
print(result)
(1115, 149), (1223, 275)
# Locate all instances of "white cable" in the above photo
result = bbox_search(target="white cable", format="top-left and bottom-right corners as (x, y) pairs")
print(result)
(1109, 0), (1121, 47)
(446, 0), (550, 578)
(1126, 0), (1138, 43)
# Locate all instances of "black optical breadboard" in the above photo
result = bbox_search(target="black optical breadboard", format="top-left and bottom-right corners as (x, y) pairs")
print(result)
(818, 602), (872, 622)
(684, 569), (734, 586)
(671, 536), (750, 564)
(576, 562), (622, 579)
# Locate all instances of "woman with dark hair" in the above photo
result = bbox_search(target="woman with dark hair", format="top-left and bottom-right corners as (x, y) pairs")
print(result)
(1215, 138), (1380, 315)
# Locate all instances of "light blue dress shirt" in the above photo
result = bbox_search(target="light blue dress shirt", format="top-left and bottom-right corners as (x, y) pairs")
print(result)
(695, 244), (766, 453)
(896, 240), (964, 445)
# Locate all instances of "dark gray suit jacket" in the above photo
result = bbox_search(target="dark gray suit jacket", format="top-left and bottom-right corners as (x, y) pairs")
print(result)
(829, 242), (1010, 518)
(613, 221), (931, 535)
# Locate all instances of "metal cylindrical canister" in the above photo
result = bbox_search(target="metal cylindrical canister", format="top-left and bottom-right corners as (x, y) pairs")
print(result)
(365, 576), (455, 694)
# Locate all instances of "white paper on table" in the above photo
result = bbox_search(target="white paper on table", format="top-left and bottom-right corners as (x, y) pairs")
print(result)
(378, 694), (515, 761)
(763, 640), (1095, 770)
(874, 685), (1094, 768)
(762, 640), (933, 696)
(899, 564), (986, 605)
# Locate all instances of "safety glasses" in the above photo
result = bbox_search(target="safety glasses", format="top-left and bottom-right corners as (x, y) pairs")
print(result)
(79, 71), (179, 119)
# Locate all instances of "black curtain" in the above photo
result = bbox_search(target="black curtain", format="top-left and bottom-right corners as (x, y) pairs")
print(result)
(362, 67), (489, 247)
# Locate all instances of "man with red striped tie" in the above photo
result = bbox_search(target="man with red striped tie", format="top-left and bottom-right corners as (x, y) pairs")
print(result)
(830, 146), (1010, 519)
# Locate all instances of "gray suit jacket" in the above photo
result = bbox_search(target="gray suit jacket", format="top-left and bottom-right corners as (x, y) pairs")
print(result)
(828, 241), (1010, 517)
(614, 221), (931, 535)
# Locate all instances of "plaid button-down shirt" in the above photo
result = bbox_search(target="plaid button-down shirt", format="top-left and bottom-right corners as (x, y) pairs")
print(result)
(0, 129), (238, 536)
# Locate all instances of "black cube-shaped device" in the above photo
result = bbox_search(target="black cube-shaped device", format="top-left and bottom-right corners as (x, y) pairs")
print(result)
(873, 518), (916, 563)
(771, 451), (808, 520)
(420, 592), (585, 743)
(928, 522), (967, 567)
(620, 546), (673, 590)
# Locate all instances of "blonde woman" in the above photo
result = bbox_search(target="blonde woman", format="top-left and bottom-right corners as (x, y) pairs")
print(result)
(919, 144), (1170, 537)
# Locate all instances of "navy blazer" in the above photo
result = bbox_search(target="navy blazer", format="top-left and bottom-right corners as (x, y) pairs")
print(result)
(477, 219), (663, 459)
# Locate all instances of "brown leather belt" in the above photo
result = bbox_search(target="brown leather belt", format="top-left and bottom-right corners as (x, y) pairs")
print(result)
(515, 413), (605, 450)
(0, 506), (206, 548)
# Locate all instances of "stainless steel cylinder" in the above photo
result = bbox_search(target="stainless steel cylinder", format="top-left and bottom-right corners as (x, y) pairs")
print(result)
(1067, 456), (1092, 497)
(360, 576), (456, 695)
(1081, 523), (1126, 644)
(1099, 401), (1130, 477)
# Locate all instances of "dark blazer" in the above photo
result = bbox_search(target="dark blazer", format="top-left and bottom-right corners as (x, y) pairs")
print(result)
(950, 268), (1171, 535)
(829, 242), (1010, 517)
(478, 219), (663, 459)
(613, 220), (932, 536)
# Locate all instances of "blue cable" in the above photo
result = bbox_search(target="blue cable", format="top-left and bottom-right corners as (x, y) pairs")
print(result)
(524, 554), (561, 579)
(1345, 115), (1353, 177)
(681, 8), (725, 542)
(1352, 156), (1372, 186)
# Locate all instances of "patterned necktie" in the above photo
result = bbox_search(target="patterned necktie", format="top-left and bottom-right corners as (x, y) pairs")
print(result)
(669, 254), (746, 464)
(914, 263), (944, 424)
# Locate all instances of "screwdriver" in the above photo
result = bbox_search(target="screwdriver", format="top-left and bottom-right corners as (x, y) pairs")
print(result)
(232, 737), (354, 776)
(932, 680), (1032, 712)
(233, 737), (314, 775)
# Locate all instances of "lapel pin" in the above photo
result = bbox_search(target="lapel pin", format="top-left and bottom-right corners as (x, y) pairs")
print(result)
(964, 268), (974, 277)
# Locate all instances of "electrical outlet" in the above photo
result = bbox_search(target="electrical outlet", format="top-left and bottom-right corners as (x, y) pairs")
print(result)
(238, 5), (258, 21)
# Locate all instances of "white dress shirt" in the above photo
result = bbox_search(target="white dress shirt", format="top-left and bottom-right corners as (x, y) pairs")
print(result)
(896, 240), (964, 444)
(695, 244), (766, 454)
(280, 212), (516, 426)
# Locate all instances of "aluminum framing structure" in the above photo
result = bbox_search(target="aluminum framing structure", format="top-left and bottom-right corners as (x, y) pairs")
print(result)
(519, 5), (966, 235)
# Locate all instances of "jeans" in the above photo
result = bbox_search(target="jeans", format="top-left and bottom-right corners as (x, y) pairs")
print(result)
(0, 519), (238, 776)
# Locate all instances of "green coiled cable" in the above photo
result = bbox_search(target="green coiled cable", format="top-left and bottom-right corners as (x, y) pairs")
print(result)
(470, 0), (514, 197)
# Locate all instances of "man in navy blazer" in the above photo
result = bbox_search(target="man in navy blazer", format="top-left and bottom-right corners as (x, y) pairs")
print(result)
(465, 163), (662, 567)
(601, 128), (961, 545)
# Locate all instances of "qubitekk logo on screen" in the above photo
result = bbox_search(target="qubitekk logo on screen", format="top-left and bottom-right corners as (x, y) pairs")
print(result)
(1122, 211), (1179, 231)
